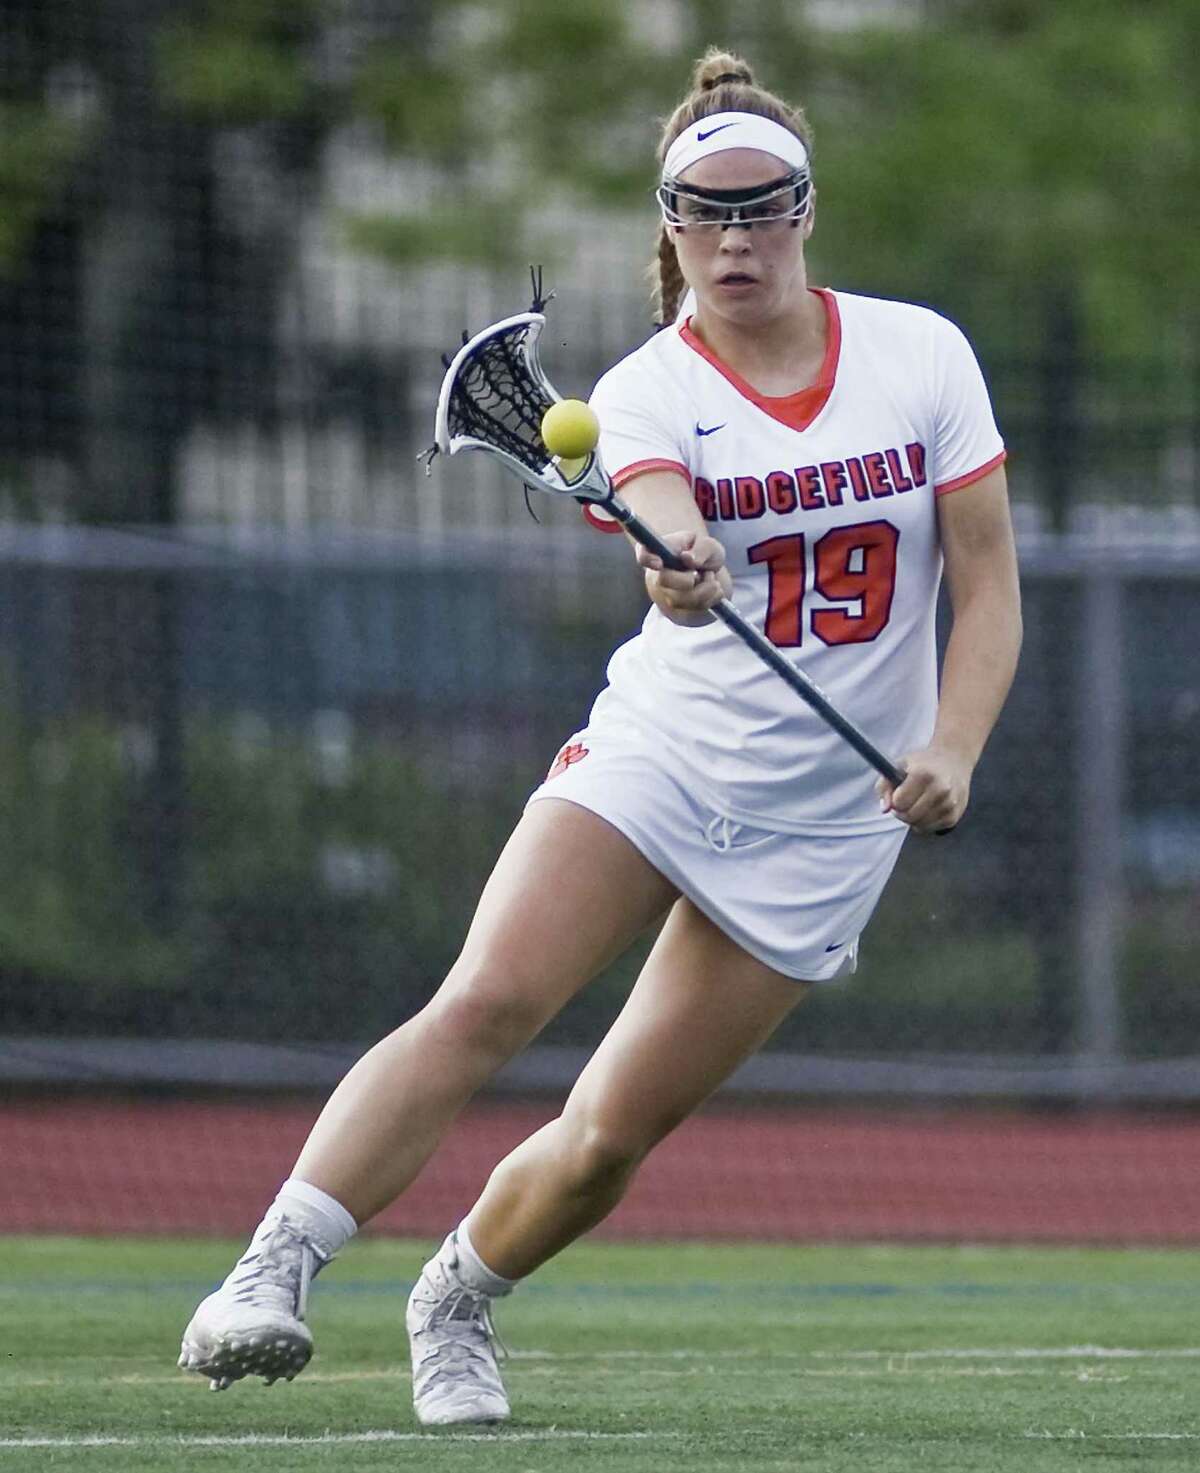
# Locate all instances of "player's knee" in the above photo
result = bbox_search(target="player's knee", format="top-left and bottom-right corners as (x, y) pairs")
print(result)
(425, 964), (551, 1061)
(561, 1118), (650, 1194)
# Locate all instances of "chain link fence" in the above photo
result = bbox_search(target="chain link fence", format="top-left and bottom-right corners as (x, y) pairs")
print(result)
(1, 524), (1197, 1101)
(1, 0), (1198, 1109)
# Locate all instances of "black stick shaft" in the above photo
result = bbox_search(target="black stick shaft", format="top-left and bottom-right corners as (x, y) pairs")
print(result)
(610, 500), (907, 788)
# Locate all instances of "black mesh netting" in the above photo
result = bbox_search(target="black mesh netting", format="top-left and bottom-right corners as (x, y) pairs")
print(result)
(444, 321), (555, 475)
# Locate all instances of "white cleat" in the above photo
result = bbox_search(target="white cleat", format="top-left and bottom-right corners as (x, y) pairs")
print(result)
(178, 1213), (332, 1391)
(407, 1234), (511, 1426)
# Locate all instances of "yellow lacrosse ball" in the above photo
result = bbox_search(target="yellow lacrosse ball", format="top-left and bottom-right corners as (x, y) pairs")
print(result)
(541, 399), (600, 460)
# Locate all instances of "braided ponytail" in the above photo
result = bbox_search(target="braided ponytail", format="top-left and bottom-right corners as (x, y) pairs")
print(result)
(653, 223), (687, 325)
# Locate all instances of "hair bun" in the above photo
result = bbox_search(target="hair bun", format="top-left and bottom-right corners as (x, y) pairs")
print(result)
(694, 50), (755, 93)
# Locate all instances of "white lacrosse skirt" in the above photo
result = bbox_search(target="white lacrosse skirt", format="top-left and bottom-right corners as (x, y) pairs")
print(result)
(524, 710), (907, 983)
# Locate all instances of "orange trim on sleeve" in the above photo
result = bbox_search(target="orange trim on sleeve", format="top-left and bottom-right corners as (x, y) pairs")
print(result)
(612, 457), (691, 489)
(580, 459), (690, 533)
(934, 449), (1007, 497)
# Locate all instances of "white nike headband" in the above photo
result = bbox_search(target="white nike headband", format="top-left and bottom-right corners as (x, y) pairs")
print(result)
(662, 111), (810, 182)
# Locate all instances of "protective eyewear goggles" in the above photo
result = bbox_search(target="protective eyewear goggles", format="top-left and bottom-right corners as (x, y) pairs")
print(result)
(656, 169), (812, 232)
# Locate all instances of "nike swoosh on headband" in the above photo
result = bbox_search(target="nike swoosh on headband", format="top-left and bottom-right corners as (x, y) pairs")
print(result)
(663, 112), (810, 185)
(696, 122), (738, 142)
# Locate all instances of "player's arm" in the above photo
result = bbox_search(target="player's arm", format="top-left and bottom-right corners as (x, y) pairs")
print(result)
(617, 469), (732, 626)
(881, 463), (1022, 833)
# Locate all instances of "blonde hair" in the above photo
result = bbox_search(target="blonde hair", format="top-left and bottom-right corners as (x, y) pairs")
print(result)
(650, 49), (814, 325)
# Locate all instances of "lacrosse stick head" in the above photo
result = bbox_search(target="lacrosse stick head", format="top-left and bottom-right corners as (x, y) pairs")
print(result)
(433, 313), (613, 504)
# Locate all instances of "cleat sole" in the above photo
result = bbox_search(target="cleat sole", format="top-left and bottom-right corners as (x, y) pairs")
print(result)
(180, 1330), (312, 1390)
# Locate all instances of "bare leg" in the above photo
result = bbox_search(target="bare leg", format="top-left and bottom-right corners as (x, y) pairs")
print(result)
(291, 799), (676, 1225)
(464, 896), (809, 1280)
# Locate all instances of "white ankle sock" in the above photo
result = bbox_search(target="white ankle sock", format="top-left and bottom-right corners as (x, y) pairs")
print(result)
(453, 1221), (517, 1298)
(271, 1177), (358, 1256)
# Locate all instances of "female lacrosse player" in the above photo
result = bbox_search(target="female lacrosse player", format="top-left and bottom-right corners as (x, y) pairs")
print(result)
(180, 49), (1021, 1426)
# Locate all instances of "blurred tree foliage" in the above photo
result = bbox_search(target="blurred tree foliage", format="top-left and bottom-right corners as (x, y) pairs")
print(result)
(340, 0), (672, 269)
(0, 0), (1195, 523)
(0, 0), (333, 522)
(0, 102), (82, 276)
(806, 0), (1199, 359)
(336, 0), (1199, 368)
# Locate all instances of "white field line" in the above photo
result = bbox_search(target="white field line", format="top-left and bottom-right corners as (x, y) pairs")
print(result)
(514, 1345), (1200, 1362)
(811, 1346), (1200, 1360)
(8, 1426), (1197, 1452)
(1026, 1430), (1200, 1441)
(0, 1430), (681, 1450)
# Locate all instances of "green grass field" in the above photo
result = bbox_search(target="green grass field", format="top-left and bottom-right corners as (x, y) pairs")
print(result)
(2, 1237), (1197, 1470)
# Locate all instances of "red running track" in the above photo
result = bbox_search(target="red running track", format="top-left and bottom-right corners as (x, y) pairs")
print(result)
(2, 1096), (1199, 1242)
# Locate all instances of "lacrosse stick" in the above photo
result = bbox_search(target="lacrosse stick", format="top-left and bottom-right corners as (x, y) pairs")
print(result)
(426, 278), (907, 790)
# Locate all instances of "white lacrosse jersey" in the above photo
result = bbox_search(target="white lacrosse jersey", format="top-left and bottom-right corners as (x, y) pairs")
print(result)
(583, 288), (1006, 834)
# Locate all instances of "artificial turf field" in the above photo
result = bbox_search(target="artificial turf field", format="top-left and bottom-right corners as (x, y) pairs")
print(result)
(2, 1237), (1197, 1470)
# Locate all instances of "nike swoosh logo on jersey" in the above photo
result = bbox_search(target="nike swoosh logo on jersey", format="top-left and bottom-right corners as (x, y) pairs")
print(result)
(696, 122), (738, 142)
(824, 941), (845, 952)
(696, 422), (726, 437)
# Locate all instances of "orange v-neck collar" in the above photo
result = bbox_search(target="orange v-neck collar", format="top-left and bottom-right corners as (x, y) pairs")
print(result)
(679, 287), (840, 433)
